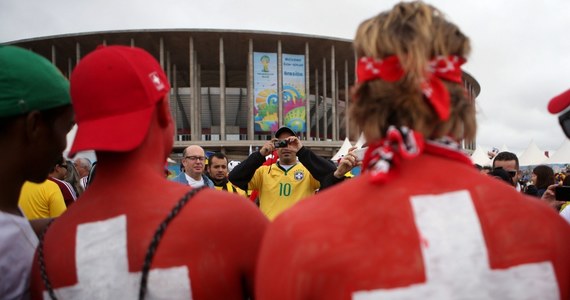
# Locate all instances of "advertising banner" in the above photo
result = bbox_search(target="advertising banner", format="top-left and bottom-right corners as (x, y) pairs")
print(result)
(253, 52), (278, 132)
(282, 54), (306, 133)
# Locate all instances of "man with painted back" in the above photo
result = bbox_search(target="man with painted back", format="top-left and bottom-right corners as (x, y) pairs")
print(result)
(255, 3), (570, 299)
(30, 45), (268, 299)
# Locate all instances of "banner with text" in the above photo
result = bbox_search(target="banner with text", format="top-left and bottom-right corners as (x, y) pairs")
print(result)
(281, 53), (306, 133)
(253, 52), (278, 132)
(253, 52), (306, 133)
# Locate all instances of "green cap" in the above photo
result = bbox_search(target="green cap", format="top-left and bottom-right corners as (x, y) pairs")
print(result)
(0, 45), (70, 117)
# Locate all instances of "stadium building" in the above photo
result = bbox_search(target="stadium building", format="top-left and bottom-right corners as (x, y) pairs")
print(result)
(6, 29), (480, 160)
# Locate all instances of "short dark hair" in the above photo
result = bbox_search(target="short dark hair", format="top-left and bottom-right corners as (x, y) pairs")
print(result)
(493, 151), (519, 169)
(50, 156), (66, 173)
(208, 152), (227, 166)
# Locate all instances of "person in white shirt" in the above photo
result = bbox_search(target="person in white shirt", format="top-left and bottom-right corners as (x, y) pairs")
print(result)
(171, 145), (214, 188)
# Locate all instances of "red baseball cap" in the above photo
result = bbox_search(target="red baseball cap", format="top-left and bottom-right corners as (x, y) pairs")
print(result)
(547, 88), (570, 114)
(69, 45), (170, 157)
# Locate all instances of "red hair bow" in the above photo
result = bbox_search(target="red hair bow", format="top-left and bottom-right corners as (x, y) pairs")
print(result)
(356, 55), (466, 120)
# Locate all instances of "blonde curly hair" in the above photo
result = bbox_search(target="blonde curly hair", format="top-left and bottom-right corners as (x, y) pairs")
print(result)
(351, 1), (475, 142)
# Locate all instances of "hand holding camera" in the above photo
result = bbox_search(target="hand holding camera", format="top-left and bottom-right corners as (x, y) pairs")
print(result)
(273, 139), (289, 148)
(555, 186), (570, 201)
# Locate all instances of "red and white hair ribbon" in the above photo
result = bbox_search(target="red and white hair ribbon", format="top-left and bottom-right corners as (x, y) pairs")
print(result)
(356, 55), (466, 120)
(362, 126), (424, 184)
(361, 126), (472, 185)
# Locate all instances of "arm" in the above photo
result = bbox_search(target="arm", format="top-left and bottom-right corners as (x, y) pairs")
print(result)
(541, 184), (566, 211)
(228, 151), (267, 191)
(319, 147), (360, 190)
(296, 146), (336, 182)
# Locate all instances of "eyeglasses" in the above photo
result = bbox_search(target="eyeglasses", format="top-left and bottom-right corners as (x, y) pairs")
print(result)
(185, 156), (206, 162)
(507, 170), (517, 178)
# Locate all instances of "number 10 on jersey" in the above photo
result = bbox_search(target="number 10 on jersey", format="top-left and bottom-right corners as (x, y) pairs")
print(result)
(279, 183), (291, 196)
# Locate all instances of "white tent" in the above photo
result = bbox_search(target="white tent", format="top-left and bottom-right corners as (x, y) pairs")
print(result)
(354, 133), (366, 149)
(544, 139), (570, 165)
(331, 137), (354, 161)
(470, 145), (491, 166)
(518, 140), (547, 166)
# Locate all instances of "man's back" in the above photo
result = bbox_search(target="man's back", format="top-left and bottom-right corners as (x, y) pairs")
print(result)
(256, 153), (570, 299)
(31, 180), (267, 299)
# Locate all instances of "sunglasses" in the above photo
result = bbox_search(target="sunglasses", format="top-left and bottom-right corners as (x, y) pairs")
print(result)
(559, 109), (570, 139)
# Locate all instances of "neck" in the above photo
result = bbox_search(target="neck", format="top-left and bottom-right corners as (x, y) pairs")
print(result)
(0, 175), (26, 215)
(0, 138), (30, 215)
(91, 117), (171, 189)
(212, 177), (228, 186)
(186, 172), (202, 181)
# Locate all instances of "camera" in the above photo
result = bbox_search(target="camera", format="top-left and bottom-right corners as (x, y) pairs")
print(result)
(273, 140), (288, 148)
(555, 186), (570, 201)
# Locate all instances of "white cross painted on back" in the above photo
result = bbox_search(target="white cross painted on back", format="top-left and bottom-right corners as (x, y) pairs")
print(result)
(353, 190), (559, 300)
(44, 215), (192, 300)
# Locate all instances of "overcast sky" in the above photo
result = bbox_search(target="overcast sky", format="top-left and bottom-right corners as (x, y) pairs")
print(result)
(2, 0), (569, 154)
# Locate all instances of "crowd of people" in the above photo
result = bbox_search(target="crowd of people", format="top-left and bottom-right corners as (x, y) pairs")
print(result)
(1, 1), (570, 299)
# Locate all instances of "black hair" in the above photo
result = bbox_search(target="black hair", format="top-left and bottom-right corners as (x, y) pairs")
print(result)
(207, 152), (227, 166)
(49, 156), (66, 173)
(533, 165), (555, 190)
(493, 151), (519, 169)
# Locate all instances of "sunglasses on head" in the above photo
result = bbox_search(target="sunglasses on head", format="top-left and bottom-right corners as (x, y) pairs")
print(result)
(559, 109), (570, 139)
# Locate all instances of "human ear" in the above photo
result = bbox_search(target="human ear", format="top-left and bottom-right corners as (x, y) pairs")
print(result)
(156, 96), (172, 128)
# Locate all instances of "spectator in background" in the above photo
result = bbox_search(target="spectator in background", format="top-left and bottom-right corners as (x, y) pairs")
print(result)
(65, 158), (84, 197)
(47, 156), (77, 207)
(18, 179), (67, 219)
(0, 45), (73, 299)
(73, 157), (92, 189)
(229, 126), (338, 220)
(542, 88), (570, 217)
(207, 152), (247, 196)
(255, 3), (570, 298)
(492, 151), (520, 189)
(531, 165), (555, 197)
(172, 145), (214, 188)
(31, 45), (267, 299)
